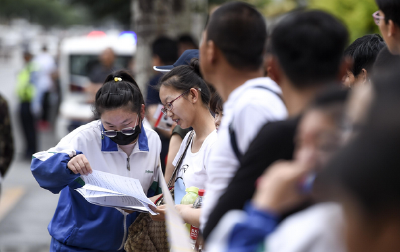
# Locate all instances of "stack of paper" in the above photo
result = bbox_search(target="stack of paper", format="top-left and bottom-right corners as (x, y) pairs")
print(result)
(75, 170), (157, 215)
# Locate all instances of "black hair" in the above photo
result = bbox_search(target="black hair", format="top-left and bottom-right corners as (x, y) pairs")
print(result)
(178, 34), (198, 49)
(93, 70), (144, 118)
(210, 92), (223, 114)
(271, 10), (348, 89)
(206, 1), (267, 71)
(344, 34), (385, 77)
(152, 36), (178, 65)
(159, 58), (211, 106)
(376, 0), (400, 27)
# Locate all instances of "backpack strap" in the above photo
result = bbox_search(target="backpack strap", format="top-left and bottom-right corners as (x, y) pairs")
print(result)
(229, 85), (283, 162)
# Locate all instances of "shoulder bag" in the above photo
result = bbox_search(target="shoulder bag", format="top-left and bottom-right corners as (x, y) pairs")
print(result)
(124, 131), (194, 252)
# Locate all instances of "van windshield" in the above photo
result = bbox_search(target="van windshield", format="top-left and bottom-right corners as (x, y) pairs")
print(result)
(69, 54), (133, 92)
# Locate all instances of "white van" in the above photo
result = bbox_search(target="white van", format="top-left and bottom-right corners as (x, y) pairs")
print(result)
(55, 32), (136, 140)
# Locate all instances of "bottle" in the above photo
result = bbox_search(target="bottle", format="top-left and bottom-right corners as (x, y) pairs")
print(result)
(180, 187), (199, 237)
(189, 189), (205, 249)
(193, 189), (204, 209)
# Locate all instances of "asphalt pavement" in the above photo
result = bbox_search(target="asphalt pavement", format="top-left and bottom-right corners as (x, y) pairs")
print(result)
(0, 48), (60, 252)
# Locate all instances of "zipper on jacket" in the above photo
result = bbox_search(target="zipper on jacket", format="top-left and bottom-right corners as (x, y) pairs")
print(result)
(127, 156), (130, 171)
(118, 211), (129, 250)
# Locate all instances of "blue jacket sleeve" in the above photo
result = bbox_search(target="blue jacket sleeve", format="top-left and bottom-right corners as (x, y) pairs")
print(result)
(31, 150), (83, 194)
(226, 202), (279, 252)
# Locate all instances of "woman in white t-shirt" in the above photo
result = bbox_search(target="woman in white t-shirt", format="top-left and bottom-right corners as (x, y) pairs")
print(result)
(151, 59), (217, 228)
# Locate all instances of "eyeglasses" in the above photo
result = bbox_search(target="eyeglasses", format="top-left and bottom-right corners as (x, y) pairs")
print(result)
(102, 115), (138, 137)
(161, 88), (201, 115)
(372, 11), (385, 25)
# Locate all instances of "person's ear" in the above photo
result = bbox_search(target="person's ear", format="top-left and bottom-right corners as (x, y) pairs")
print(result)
(140, 104), (145, 121)
(338, 56), (353, 83)
(358, 69), (368, 84)
(388, 20), (397, 37)
(206, 40), (217, 65)
(189, 88), (199, 104)
(267, 55), (281, 85)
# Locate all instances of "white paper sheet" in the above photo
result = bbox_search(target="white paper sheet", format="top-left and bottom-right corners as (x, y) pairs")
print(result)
(75, 170), (157, 214)
(158, 166), (192, 251)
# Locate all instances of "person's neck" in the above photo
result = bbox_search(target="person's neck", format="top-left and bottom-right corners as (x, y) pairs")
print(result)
(191, 107), (216, 140)
(392, 41), (400, 55)
(282, 82), (323, 117)
(213, 67), (264, 102)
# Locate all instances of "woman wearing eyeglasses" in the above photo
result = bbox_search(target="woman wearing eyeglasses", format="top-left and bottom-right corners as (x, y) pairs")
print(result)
(31, 70), (162, 252)
(151, 59), (217, 228)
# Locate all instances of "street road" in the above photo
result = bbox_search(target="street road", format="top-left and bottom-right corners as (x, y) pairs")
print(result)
(0, 47), (59, 252)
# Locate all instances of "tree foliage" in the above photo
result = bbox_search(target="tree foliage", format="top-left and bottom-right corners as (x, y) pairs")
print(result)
(209, 0), (381, 44)
(67, 0), (131, 29)
(307, 0), (380, 43)
(0, 0), (84, 27)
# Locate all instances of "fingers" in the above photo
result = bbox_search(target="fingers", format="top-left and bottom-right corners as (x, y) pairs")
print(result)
(68, 161), (79, 174)
(150, 205), (166, 222)
(67, 154), (92, 175)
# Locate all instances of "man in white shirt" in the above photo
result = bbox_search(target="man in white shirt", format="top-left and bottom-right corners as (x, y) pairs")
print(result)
(199, 1), (287, 233)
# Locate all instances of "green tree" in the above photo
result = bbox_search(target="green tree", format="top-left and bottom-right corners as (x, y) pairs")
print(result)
(308, 0), (380, 42)
(0, 0), (84, 27)
(67, 0), (131, 29)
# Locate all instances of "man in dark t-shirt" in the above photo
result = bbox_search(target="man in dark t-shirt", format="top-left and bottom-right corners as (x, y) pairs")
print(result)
(203, 10), (351, 240)
(145, 37), (178, 172)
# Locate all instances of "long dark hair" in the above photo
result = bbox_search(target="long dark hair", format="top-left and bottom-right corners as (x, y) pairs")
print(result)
(93, 70), (144, 118)
(159, 58), (211, 105)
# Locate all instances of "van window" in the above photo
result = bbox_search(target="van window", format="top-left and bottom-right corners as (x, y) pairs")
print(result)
(69, 54), (133, 92)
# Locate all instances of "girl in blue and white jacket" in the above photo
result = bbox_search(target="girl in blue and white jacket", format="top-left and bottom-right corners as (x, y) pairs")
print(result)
(31, 71), (162, 252)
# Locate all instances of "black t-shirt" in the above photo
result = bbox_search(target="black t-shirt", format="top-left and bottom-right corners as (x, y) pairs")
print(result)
(146, 74), (162, 106)
(172, 125), (192, 140)
(87, 63), (117, 84)
(203, 116), (301, 240)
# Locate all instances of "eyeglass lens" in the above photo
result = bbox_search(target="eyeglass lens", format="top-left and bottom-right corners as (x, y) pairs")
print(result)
(104, 127), (135, 137)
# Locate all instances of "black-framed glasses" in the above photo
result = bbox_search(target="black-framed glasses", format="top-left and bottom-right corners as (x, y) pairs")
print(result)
(102, 115), (139, 137)
(161, 88), (201, 115)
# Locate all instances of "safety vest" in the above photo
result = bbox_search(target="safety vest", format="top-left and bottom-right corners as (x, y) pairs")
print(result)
(16, 62), (37, 102)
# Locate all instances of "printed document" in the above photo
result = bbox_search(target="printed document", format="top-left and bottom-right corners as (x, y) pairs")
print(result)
(75, 170), (157, 215)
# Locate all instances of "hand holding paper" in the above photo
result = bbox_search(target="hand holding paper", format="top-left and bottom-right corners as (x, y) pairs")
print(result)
(75, 170), (157, 215)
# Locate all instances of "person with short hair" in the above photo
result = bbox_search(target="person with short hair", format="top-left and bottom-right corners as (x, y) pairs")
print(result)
(208, 87), (349, 252)
(209, 92), (223, 131)
(85, 48), (118, 103)
(318, 62), (400, 252)
(17, 51), (38, 159)
(199, 1), (288, 233)
(202, 9), (350, 240)
(178, 34), (198, 56)
(146, 36), (179, 172)
(342, 34), (385, 87)
(374, 0), (400, 55)
(31, 70), (162, 252)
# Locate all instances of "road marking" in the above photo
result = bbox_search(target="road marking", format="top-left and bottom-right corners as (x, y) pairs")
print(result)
(0, 187), (26, 222)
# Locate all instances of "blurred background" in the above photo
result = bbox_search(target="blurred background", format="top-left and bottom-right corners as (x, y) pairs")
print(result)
(0, 0), (379, 251)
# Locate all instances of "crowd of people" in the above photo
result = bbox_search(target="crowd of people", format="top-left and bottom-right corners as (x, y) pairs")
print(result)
(25, 0), (400, 251)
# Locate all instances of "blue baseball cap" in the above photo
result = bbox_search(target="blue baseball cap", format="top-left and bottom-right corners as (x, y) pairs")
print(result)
(153, 49), (199, 72)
